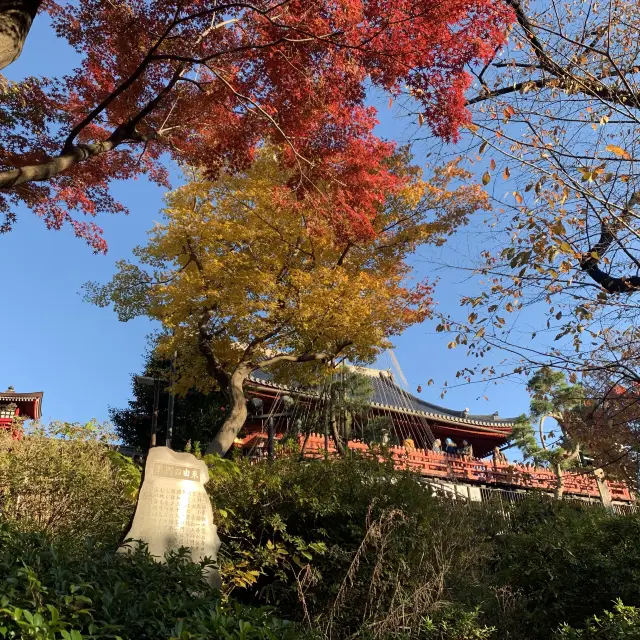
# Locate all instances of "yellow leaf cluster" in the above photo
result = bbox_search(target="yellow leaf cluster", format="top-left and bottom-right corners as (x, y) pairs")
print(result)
(106, 149), (489, 394)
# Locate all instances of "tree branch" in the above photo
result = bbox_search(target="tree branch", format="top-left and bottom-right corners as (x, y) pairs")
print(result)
(256, 341), (353, 368)
(197, 309), (231, 391)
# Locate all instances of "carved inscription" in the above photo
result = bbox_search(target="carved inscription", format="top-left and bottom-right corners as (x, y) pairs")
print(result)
(119, 447), (221, 586)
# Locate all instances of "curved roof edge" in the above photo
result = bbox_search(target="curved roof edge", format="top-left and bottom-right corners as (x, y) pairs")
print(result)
(246, 371), (518, 429)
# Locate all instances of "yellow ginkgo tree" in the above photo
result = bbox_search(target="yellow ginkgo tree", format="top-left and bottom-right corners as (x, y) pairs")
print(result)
(87, 148), (488, 455)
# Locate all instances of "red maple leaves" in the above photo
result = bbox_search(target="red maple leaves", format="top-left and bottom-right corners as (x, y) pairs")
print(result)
(0, 0), (513, 250)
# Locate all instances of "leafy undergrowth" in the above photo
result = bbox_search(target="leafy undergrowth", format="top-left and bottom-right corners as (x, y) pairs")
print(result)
(0, 524), (303, 640)
(5, 429), (640, 639)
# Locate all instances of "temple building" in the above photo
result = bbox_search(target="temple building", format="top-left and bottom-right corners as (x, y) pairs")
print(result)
(0, 386), (43, 435)
(237, 367), (635, 509)
(242, 367), (514, 457)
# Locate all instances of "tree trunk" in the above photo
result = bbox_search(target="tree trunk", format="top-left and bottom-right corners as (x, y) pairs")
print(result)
(298, 430), (311, 461)
(554, 462), (565, 500)
(0, 1), (41, 71)
(206, 366), (251, 457)
(330, 386), (346, 456)
(330, 413), (346, 456)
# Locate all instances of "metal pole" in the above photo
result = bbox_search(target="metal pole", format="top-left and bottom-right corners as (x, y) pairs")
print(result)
(166, 351), (177, 449)
(150, 378), (161, 448)
(324, 386), (330, 458)
(268, 417), (274, 461)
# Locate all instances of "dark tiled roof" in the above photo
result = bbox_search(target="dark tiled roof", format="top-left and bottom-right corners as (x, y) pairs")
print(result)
(247, 369), (517, 429)
(0, 391), (43, 401)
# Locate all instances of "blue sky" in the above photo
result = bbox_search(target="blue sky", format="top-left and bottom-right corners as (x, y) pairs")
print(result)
(0, 15), (531, 427)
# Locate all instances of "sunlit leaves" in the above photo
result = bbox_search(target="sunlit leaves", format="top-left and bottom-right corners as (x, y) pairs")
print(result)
(0, 0), (514, 249)
(605, 144), (631, 160)
(92, 147), (488, 395)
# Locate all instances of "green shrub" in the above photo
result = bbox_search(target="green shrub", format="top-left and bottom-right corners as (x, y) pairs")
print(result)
(5, 429), (640, 640)
(0, 421), (138, 546)
(422, 607), (496, 640)
(0, 523), (304, 640)
(489, 498), (640, 639)
(208, 454), (500, 639)
(557, 601), (640, 638)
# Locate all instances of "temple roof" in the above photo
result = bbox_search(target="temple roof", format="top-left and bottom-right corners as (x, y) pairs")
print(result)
(247, 368), (517, 430)
(0, 390), (43, 420)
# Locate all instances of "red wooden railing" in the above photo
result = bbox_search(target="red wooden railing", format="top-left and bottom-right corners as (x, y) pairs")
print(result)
(238, 432), (633, 503)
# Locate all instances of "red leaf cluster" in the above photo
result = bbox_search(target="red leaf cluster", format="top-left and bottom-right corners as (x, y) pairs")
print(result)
(0, 0), (513, 250)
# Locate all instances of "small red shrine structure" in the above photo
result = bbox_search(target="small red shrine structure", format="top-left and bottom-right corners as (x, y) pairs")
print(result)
(0, 386), (43, 437)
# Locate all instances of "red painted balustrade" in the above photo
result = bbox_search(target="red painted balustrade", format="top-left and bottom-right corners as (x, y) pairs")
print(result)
(237, 432), (633, 502)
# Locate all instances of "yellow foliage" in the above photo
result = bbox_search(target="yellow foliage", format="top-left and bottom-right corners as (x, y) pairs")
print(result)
(97, 149), (488, 396)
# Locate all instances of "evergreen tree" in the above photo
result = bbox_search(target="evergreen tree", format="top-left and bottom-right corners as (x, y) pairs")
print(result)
(110, 354), (225, 451)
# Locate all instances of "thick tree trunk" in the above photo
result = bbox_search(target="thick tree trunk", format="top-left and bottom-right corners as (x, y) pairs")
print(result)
(206, 366), (251, 457)
(0, 0), (41, 71)
(554, 462), (564, 500)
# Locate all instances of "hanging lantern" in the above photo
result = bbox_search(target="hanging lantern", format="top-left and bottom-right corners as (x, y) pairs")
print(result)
(247, 397), (264, 415)
(280, 394), (294, 412)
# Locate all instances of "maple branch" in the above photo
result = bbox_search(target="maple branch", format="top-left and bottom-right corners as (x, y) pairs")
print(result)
(0, 139), (117, 189)
(257, 341), (352, 368)
(197, 309), (231, 390)
(0, 57), (186, 191)
(63, 15), (180, 150)
(61, 2), (291, 148)
(0, 127), (158, 189)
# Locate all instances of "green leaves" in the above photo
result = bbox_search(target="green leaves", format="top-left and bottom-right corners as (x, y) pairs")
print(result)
(0, 523), (300, 640)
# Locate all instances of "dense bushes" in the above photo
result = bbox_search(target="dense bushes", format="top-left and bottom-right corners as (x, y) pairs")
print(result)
(0, 422), (138, 546)
(4, 429), (640, 639)
(490, 499), (640, 638)
(208, 454), (499, 638)
(208, 456), (640, 639)
(0, 523), (302, 640)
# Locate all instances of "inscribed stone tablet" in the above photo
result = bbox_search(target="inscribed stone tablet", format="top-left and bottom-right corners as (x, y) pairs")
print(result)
(119, 446), (221, 587)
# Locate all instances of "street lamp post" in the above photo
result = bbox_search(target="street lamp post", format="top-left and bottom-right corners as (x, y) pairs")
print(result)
(136, 375), (170, 450)
(166, 352), (177, 450)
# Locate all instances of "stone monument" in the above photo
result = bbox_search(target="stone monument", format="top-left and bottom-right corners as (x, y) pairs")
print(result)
(119, 446), (221, 587)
